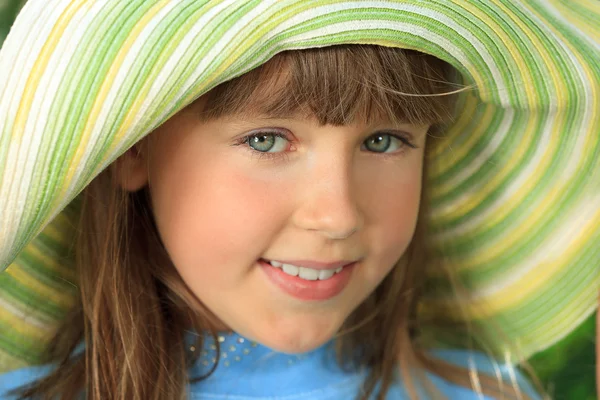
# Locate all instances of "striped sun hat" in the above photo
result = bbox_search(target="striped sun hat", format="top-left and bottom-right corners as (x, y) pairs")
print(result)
(0, 0), (598, 372)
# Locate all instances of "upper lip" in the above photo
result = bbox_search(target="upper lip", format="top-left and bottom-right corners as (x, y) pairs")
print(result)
(262, 258), (358, 270)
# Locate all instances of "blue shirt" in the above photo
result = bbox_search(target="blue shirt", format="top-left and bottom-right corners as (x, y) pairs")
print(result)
(0, 332), (540, 399)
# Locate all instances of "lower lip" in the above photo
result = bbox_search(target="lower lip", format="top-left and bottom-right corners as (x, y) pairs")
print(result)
(259, 259), (355, 301)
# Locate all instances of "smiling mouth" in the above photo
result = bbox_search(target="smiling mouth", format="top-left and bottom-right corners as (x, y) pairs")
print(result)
(261, 259), (344, 281)
(258, 258), (356, 301)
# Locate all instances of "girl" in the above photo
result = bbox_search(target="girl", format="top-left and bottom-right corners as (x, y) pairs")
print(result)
(3, 43), (541, 400)
(0, 1), (597, 399)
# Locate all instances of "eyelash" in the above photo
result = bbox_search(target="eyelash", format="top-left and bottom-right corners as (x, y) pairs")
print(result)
(233, 130), (417, 161)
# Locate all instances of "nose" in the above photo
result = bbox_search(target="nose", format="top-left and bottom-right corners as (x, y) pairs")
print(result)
(291, 155), (363, 240)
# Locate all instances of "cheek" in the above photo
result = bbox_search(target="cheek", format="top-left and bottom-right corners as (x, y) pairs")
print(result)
(361, 159), (423, 260)
(381, 175), (421, 239)
(149, 156), (289, 271)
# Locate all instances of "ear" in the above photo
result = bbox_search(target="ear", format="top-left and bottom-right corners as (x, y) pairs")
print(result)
(113, 142), (149, 192)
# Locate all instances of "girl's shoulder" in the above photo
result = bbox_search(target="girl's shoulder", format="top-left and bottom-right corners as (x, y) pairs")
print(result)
(0, 365), (54, 399)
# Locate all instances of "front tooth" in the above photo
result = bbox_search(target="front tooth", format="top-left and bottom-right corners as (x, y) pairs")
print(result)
(298, 267), (319, 281)
(318, 270), (335, 280)
(270, 260), (282, 268)
(335, 267), (343, 273)
(282, 263), (299, 276)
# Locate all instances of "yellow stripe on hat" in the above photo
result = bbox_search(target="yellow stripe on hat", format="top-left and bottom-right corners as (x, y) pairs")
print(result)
(460, 2), (535, 107)
(428, 93), (480, 161)
(435, 206), (600, 318)
(435, 112), (541, 223)
(497, 1), (567, 101)
(526, 1), (600, 130)
(62, 0), (172, 194)
(110, 0), (228, 153)
(13, 0), (88, 142)
(196, 0), (313, 87)
(25, 244), (76, 282)
(0, 305), (51, 340)
(459, 121), (565, 267)
(455, 5), (600, 267)
(547, 0), (600, 43)
(40, 213), (73, 245)
(431, 0), (570, 207)
(5, 262), (76, 307)
(430, 98), (495, 183)
(0, 352), (31, 373)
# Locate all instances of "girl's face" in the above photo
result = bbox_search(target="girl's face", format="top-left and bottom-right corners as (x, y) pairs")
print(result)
(125, 99), (428, 353)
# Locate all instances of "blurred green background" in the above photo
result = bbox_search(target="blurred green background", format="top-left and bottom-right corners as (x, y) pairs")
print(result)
(0, 1), (596, 398)
(0, 0), (25, 45)
(530, 313), (596, 399)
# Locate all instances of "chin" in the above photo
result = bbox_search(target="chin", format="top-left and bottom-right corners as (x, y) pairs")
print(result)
(263, 332), (335, 354)
(243, 317), (342, 354)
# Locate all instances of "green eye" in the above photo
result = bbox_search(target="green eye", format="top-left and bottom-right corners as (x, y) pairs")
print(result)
(365, 134), (392, 153)
(248, 134), (276, 152)
(362, 132), (416, 153)
(246, 131), (288, 153)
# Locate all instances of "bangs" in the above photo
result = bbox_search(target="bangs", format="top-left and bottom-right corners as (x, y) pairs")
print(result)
(199, 45), (459, 126)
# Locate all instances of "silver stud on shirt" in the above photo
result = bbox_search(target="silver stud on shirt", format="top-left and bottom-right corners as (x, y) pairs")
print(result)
(193, 333), (301, 369)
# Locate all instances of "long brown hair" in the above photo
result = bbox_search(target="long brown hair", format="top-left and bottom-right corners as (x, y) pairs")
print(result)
(16, 45), (535, 399)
